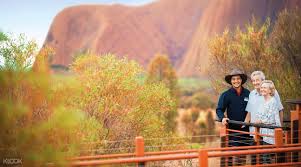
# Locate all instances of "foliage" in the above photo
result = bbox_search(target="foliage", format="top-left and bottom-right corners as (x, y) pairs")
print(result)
(0, 32), (93, 166)
(0, 32), (38, 71)
(180, 91), (216, 109)
(207, 12), (301, 103)
(0, 31), (8, 41)
(272, 8), (301, 78)
(146, 53), (179, 131)
(271, 8), (301, 99)
(146, 54), (178, 97)
(71, 53), (177, 152)
(178, 77), (210, 92)
(0, 71), (89, 165)
(180, 108), (216, 143)
(206, 110), (216, 142)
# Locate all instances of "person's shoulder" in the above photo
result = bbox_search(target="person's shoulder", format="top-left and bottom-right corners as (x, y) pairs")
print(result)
(248, 90), (261, 101)
(243, 87), (250, 94)
(250, 89), (257, 94)
(274, 90), (281, 98)
(249, 89), (257, 96)
(272, 96), (277, 102)
(222, 87), (232, 93)
(269, 97), (277, 105)
(219, 88), (232, 97)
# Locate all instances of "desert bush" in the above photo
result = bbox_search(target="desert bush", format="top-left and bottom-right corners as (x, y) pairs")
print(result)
(146, 53), (179, 131)
(0, 32), (98, 166)
(71, 53), (180, 153)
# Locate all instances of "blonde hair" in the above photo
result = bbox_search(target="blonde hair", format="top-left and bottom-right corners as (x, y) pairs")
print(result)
(261, 80), (275, 96)
(251, 71), (265, 81)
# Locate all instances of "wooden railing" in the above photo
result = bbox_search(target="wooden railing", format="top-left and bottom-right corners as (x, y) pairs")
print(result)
(66, 99), (301, 167)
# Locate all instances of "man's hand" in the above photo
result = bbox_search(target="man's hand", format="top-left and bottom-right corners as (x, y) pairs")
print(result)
(222, 118), (229, 126)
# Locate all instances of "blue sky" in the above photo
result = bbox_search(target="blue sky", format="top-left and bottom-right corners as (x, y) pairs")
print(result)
(0, 0), (155, 48)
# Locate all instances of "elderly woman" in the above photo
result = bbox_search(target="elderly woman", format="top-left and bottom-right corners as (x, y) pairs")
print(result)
(256, 80), (281, 163)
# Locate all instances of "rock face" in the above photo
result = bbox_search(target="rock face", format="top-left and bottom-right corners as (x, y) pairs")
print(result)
(178, 0), (301, 76)
(44, 0), (300, 77)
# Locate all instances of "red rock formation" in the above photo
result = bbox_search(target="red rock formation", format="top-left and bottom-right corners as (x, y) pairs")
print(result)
(44, 0), (206, 69)
(43, 0), (300, 76)
(178, 0), (301, 77)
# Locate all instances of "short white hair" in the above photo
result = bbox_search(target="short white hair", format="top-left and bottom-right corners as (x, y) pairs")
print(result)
(251, 71), (265, 81)
(261, 80), (275, 96)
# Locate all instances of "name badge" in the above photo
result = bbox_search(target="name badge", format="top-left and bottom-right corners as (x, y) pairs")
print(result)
(244, 97), (249, 102)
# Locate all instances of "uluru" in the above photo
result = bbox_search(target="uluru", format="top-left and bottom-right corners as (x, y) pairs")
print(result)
(43, 0), (301, 77)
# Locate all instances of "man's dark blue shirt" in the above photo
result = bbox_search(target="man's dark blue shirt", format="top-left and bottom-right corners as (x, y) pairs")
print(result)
(216, 87), (250, 130)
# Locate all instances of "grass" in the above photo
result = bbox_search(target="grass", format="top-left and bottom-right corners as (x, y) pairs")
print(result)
(136, 74), (211, 89)
(52, 73), (212, 94)
(178, 77), (211, 90)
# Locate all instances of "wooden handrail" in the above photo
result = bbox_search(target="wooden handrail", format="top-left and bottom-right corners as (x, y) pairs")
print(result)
(226, 120), (290, 131)
(240, 162), (301, 167)
(226, 128), (273, 137)
(69, 146), (301, 166)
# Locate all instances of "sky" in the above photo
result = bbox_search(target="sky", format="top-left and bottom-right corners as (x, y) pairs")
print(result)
(0, 0), (155, 48)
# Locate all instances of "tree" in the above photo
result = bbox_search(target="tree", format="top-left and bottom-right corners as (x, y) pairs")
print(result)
(71, 53), (177, 152)
(0, 32), (89, 165)
(0, 32), (37, 71)
(146, 54), (178, 97)
(269, 9), (301, 122)
(206, 110), (216, 141)
(146, 53), (179, 131)
(272, 8), (301, 76)
(32, 46), (54, 74)
(0, 31), (8, 41)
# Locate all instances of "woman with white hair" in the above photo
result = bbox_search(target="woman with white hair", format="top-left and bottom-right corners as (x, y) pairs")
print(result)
(256, 80), (281, 163)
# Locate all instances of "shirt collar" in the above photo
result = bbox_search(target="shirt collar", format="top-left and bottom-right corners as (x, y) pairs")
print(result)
(230, 87), (245, 95)
(254, 90), (261, 96)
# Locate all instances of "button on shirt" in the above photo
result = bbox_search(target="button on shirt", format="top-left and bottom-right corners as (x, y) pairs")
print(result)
(246, 89), (284, 136)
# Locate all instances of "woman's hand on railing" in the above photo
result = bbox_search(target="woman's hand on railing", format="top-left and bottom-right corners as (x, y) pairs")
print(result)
(255, 120), (262, 124)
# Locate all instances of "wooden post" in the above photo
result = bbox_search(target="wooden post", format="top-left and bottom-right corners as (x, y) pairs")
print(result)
(255, 126), (260, 165)
(135, 136), (145, 167)
(285, 130), (292, 162)
(275, 128), (284, 163)
(298, 103), (301, 162)
(199, 150), (208, 167)
(220, 125), (228, 167)
(287, 99), (301, 162)
(275, 128), (283, 147)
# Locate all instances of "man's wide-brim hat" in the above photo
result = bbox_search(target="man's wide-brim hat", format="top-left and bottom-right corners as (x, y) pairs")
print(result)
(225, 69), (248, 85)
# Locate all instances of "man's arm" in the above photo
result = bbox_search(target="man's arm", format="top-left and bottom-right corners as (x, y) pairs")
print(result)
(241, 112), (251, 128)
(279, 110), (283, 126)
(244, 112), (251, 123)
(216, 93), (228, 125)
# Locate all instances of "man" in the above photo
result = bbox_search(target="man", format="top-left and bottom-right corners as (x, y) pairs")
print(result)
(216, 69), (250, 165)
(244, 71), (284, 164)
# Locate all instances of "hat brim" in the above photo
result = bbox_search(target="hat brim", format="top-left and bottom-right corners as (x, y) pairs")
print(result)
(225, 74), (248, 85)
